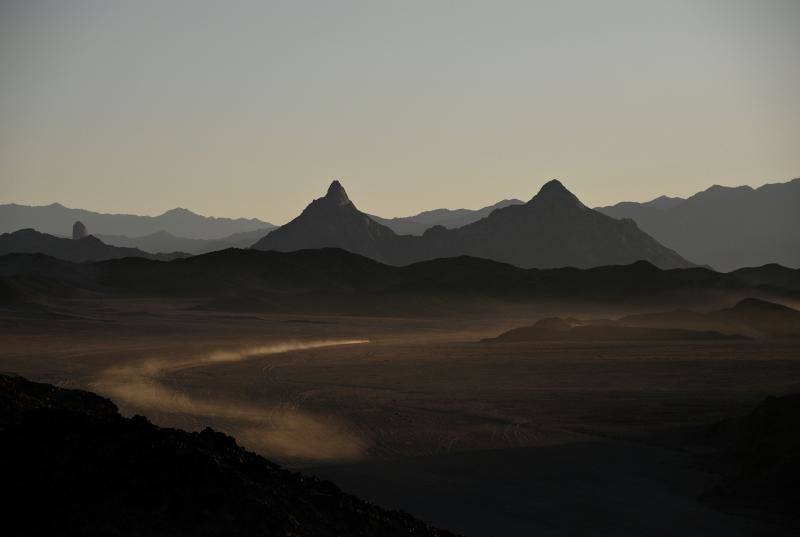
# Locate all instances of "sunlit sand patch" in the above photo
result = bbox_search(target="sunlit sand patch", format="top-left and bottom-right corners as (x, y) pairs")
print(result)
(93, 339), (369, 461)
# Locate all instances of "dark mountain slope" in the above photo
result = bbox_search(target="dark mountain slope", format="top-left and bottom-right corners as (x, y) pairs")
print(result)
(0, 229), (185, 263)
(596, 178), (800, 271)
(254, 180), (693, 269)
(0, 374), (456, 537)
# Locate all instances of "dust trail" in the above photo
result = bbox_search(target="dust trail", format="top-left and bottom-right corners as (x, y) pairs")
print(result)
(93, 339), (369, 461)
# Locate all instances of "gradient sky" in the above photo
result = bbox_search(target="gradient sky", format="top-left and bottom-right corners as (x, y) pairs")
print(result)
(1, 0), (798, 224)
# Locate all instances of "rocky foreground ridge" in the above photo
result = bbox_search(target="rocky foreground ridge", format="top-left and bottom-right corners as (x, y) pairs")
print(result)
(0, 373), (456, 537)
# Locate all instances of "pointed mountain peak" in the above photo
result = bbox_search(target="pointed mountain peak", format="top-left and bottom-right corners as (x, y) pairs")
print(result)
(324, 180), (352, 206)
(529, 179), (583, 207)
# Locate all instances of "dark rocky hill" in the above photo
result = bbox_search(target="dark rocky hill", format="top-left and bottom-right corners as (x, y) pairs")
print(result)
(701, 393), (800, 521)
(0, 373), (457, 537)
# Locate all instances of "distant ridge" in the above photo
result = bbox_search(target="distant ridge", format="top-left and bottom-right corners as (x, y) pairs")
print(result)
(369, 199), (524, 235)
(0, 203), (274, 240)
(596, 178), (800, 271)
(96, 228), (271, 254)
(0, 229), (185, 263)
(253, 180), (693, 269)
(5, 248), (795, 316)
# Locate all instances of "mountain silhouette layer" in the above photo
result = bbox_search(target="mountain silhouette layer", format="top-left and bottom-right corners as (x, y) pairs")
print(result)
(0, 373), (457, 537)
(253, 180), (693, 269)
(3, 249), (797, 316)
(0, 202), (274, 240)
(596, 178), (800, 271)
(0, 229), (185, 263)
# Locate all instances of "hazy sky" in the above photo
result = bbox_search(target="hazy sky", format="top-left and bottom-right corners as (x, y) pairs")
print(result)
(1, 1), (798, 224)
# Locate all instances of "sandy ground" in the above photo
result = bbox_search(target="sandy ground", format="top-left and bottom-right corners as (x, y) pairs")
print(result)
(2, 299), (799, 535)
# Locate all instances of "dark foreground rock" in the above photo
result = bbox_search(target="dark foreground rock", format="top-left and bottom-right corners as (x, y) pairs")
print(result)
(702, 393), (800, 521)
(0, 374), (457, 537)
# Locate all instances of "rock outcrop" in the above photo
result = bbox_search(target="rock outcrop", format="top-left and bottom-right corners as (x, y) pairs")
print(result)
(72, 220), (88, 240)
(0, 373), (457, 537)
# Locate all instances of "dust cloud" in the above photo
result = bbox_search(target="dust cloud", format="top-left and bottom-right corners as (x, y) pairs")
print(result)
(93, 339), (368, 461)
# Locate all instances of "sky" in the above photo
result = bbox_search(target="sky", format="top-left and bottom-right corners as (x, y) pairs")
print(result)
(0, 0), (798, 224)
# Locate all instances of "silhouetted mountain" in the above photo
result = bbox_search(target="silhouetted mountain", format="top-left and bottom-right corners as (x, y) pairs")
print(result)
(596, 178), (800, 271)
(418, 180), (693, 268)
(0, 202), (274, 239)
(0, 373), (456, 537)
(0, 229), (185, 263)
(252, 181), (409, 263)
(2, 249), (797, 316)
(369, 199), (524, 235)
(253, 180), (693, 269)
(96, 228), (271, 254)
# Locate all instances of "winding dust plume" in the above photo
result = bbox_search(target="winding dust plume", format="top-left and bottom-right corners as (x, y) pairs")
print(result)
(93, 339), (369, 461)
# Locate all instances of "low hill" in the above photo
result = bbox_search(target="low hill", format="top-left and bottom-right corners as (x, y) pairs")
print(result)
(621, 298), (800, 339)
(486, 317), (746, 342)
(0, 374), (456, 537)
(491, 298), (800, 342)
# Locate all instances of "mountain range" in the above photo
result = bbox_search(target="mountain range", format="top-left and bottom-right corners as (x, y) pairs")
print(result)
(0, 203), (274, 240)
(3, 177), (797, 270)
(596, 178), (800, 271)
(3, 248), (797, 316)
(253, 180), (692, 269)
